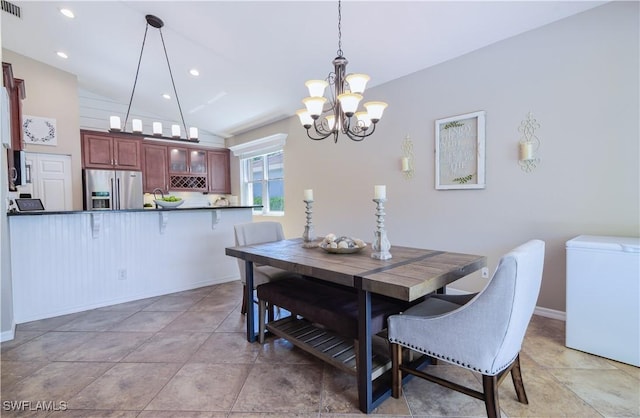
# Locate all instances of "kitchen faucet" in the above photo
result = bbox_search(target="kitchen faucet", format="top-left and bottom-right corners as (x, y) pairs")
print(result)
(152, 188), (165, 208)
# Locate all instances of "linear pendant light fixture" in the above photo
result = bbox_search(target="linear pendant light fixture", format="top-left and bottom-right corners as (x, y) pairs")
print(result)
(109, 14), (198, 142)
(296, 0), (388, 143)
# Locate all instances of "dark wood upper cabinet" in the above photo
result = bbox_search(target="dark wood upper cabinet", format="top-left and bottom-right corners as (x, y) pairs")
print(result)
(81, 130), (141, 171)
(208, 150), (231, 194)
(80, 129), (230, 193)
(3, 62), (26, 191)
(142, 143), (169, 193)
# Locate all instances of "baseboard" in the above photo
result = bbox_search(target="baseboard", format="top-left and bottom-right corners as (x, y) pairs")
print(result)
(0, 323), (16, 343)
(533, 306), (566, 321)
(446, 287), (566, 321)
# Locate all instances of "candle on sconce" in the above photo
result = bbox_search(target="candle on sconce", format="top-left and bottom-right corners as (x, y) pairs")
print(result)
(304, 189), (313, 201)
(153, 122), (163, 136)
(109, 116), (121, 131)
(171, 124), (181, 138)
(189, 127), (198, 140)
(401, 157), (410, 172)
(519, 142), (534, 160)
(132, 119), (143, 133)
(374, 185), (386, 200)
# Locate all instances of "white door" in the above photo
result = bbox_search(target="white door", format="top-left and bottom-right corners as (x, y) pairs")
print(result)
(24, 153), (72, 211)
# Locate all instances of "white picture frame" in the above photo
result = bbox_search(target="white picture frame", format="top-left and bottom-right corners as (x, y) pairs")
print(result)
(435, 110), (486, 190)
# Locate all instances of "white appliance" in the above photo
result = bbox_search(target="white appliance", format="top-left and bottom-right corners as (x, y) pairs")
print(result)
(566, 235), (640, 366)
(83, 169), (143, 210)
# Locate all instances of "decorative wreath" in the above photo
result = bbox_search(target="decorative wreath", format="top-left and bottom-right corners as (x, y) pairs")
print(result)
(22, 117), (56, 143)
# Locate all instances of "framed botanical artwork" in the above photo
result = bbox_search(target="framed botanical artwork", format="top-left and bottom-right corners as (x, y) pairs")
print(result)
(22, 115), (57, 146)
(435, 110), (486, 190)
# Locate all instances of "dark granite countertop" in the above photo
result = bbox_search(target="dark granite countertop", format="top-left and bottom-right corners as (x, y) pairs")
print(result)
(7, 205), (261, 216)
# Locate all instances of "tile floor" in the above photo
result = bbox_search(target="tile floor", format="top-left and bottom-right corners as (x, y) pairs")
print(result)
(1, 280), (638, 417)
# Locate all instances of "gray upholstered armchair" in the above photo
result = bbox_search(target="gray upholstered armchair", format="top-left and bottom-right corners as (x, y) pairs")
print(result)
(388, 239), (545, 418)
(233, 221), (300, 314)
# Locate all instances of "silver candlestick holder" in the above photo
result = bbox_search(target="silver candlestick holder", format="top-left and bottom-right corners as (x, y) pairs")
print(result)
(302, 199), (317, 248)
(371, 198), (392, 260)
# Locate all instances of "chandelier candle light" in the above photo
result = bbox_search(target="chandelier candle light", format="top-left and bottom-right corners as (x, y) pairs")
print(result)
(302, 189), (317, 248)
(108, 14), (199, 142)
(372, 185), (392, 260)
(296, 0), (388, 143)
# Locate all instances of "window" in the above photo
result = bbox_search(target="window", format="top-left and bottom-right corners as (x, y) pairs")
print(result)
(241, 150), (284, 215)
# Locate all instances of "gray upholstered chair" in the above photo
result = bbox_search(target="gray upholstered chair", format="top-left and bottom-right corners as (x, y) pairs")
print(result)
(234, 221), (299, 314)
(388, 240), (545, 418)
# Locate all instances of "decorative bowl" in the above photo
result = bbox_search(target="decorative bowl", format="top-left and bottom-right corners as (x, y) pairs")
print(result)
(319, 234), (366, 254)
(154, 199), (184, 208)
(320, 243), (367, 254)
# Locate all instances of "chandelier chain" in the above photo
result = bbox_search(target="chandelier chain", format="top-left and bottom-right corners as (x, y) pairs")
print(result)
(336, 0), (343, 57)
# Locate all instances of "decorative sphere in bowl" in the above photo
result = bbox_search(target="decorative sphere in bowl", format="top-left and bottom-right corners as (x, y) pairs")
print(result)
(320, 234), (366, 254)
(154, 198), (184, 208)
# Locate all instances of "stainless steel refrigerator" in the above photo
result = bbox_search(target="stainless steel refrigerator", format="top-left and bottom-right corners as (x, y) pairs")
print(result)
(83, 169), (143, 210)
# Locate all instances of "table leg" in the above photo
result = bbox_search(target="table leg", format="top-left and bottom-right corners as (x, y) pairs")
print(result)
(357, 288), (373, 413)
(245, 260), (256, 342)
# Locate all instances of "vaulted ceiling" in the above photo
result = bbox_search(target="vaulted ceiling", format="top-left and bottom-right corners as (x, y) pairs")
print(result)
(2, 1), (605, 138)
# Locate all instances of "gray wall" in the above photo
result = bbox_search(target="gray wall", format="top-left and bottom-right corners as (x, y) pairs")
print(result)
(230, 2), (639, 313)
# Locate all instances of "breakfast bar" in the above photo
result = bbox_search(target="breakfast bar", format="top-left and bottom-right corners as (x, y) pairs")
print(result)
(8, 206), (255, 323)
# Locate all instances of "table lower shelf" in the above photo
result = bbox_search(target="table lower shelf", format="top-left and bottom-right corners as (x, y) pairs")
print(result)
(266, 316), (392, 380)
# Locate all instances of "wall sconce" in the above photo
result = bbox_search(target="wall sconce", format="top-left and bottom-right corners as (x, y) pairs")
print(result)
(401, 135), (414, 179)
(518, 112), (541, 172)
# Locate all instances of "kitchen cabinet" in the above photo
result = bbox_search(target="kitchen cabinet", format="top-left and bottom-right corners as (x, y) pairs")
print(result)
(142, 143), (169, 193)
(168, 145), (208, 191)
(208, 150), (231, 194)
(81, 130), (141, 171)
(3, 62), (26, 191)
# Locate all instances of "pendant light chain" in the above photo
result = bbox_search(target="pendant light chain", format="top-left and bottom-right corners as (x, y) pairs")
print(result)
(123, 23), (149, 130)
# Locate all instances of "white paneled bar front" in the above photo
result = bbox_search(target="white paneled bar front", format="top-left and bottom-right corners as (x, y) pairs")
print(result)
(8, 208), (252, 323)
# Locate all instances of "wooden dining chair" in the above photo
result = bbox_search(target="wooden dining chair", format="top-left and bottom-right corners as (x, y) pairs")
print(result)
(388, 240), (545, 418)
(233, 221), (300, 315)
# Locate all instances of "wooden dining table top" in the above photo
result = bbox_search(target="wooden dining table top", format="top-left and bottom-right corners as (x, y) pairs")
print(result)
(225, 238), (486, 301)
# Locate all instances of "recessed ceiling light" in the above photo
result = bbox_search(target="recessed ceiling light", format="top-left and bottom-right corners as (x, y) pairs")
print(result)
(59, 8), (75, 19)
(189, 69), (200, 77)
(56, 51), (68, 59)
(162, 94), (171, 100)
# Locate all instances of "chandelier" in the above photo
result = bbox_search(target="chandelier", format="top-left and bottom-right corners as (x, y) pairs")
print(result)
(296, 0), (388, 143)
(108, 14), (198, 142)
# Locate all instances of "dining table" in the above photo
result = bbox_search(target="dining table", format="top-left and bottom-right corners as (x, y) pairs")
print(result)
(225, 238), (486, 413)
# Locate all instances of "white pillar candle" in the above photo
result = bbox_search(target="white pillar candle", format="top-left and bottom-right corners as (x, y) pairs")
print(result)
(519, 142), (534, 160)
(132, 119), (143, 133)
(189, 127), (198, 140)
(171, 124), (181, 138)
(374, 185), (386, 200)
(401, 157), (410, 172)
(303, 189), (313, 201)
(152, 122), (163, 136)
(109, 116), (121, 131)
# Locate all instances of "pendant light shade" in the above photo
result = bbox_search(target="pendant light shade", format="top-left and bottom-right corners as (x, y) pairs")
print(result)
(345, 73), (370, 94)
(306, 80), (329, 97)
